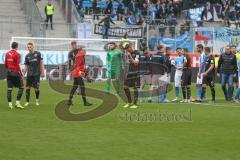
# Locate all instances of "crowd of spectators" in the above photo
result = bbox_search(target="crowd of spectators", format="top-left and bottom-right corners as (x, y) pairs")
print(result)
(220, 0), (240, 28)
(73, 0), (183, 26)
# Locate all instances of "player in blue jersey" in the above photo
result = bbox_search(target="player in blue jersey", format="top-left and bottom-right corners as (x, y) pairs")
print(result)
(194, 44), (207, 102)
(172, 48), (184, 102)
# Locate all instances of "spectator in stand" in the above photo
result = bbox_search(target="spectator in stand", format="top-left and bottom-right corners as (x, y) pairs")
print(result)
(98, 15), (115, 39)
(105, 0), (113, 14)
(117, 3), (125, 21)
(167, 13), (177, 38)
(111, 9), (118, 21)
(126, 13), (137, 25)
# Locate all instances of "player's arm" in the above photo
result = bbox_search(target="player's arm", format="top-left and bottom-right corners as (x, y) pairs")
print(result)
(40, 60), (45, 78)
(204, 57), (214, 76)
(110, 18), (115, 25)
(233, 55), (238, 75)
(128, 52), (139, 65)
(67, 52), (73, 72)
(4, 53), (8, 68)
(217, 54), (223, 74)
(23, 55), (29, 76)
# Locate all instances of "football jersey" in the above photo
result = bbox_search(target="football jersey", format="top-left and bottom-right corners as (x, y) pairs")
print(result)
(5, 49), (21, 73)
(199, 53), (207, 73)
(73, 50), (85, 78)
(24, 51), (43, 76)
(106, 49), (122, 71)
(127, 50), (140, 76)
(205, 55), (215, 76)
(174, 55), (184, 69)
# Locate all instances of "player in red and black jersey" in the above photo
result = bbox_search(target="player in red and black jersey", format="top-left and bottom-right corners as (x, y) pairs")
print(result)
(181, 48), (192, 103)
(201, 47), (215, 103)
(67, 42), (92, 106)
(4, 42), (24, 109)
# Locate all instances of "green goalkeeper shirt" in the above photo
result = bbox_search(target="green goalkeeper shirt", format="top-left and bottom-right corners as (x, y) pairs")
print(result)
(106, 49), (122, 72)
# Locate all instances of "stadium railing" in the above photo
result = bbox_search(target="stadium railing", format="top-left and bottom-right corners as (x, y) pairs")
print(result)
(19, 0), (46, 37)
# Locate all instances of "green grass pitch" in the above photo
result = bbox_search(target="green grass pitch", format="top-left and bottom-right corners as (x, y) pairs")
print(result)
(0, 80), (240, 160)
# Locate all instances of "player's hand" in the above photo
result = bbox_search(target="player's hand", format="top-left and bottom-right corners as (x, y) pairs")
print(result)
(79, 71), (85, 77)
(203, 72), (207, 77)
(217, 73), (220, 77)
(197, 73), (201, 78)
(67, 69), (71, 75)
(40, 71), (45, 78)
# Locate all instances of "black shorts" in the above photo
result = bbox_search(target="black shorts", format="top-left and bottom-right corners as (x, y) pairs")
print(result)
(202, 75), (215, 87)
(7, 71), (24, 88)
(73, 77), (85, 86)
(181, 69), (192, 86)
(26, 75), (40, 88)
(124, 74), (140, 88)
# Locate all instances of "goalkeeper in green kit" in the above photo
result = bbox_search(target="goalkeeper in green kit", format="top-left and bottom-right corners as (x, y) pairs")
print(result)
(105, 42), (123, 95)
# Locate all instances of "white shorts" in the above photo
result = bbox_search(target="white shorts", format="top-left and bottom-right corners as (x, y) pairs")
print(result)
(174, 70), (183, 87)
(158, 73), (170, 86)
(196, 73), (203, 85)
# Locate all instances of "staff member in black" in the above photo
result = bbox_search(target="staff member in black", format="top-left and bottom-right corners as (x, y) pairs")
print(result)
(181, 48), (192, 103)
(217, 45), (237, 101)
(23, 42), (45, 107)
(138, 47), (151, 103)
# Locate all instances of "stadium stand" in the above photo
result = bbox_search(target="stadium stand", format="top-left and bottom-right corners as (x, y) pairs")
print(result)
(36, 0), (71, 38)
(0, 0), (31, 49)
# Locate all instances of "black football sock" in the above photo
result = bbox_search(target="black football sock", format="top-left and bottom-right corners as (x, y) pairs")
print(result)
(35, 90), (40, 99)
(201, 87), (206, 100)
(187, 87), (191, 100)
(69, 86), (78, 100)
(7, 89), (12, 102)
(17, 88), (24, 101)
(124, 88), (132, 104)
(210, 86), (215, 101)
(133, 87), (138, 105)
(26, 88), (30, 102)
(182, 87), (186, 99)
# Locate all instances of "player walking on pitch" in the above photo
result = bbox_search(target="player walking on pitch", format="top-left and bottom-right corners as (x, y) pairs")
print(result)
(4, 42), (24, 109)
(23, 43), (45, 106)
(67, 44), (92, 106)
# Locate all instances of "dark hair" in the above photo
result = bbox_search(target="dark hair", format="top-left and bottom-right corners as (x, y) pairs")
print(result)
(157, 45), (165, 50)
(197, 44), (203, 50)
(176, 47), (182, 51)
(231, 45), (236, 48)
(204, 47), (211, 53)
(11, 42), (18, 49)
(71, 41), (77, 45)
(183, 48), (188, 52)
(27, 42), (34, 46)
(166, 47), (171, 51)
